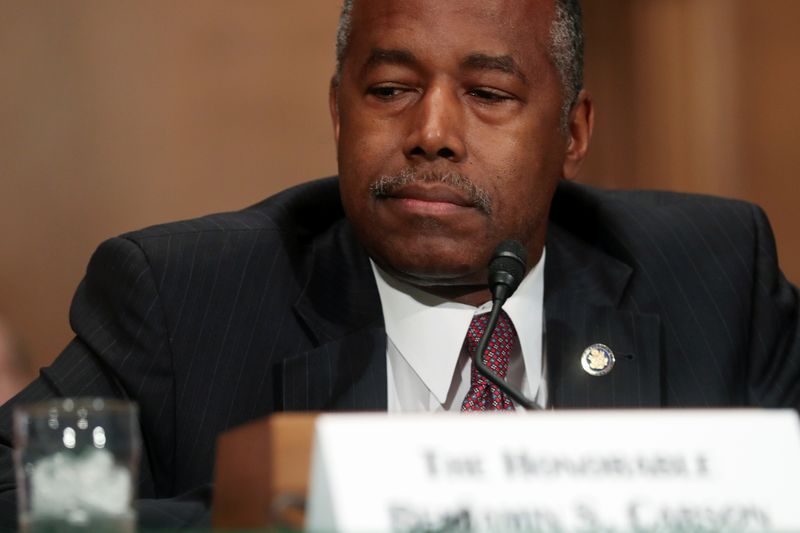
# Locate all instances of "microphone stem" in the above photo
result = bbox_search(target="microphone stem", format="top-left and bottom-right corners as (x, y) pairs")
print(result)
(472, 300), (539, 411)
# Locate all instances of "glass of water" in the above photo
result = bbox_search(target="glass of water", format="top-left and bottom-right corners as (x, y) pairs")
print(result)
(13, 398), (141, 533)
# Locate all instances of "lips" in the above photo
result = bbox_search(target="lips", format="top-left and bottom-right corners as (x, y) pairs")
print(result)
(381, 182), (475, 209)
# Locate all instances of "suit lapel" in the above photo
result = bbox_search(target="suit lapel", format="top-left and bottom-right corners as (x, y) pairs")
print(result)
(545, 222), (662, 407)
(279, 220), (388, 411)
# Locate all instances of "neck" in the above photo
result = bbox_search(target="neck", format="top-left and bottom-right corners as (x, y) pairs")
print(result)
(421, 284), (493, 307)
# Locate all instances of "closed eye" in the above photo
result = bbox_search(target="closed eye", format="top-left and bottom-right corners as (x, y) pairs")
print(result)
(367, 85), (414, 100)
(468, 88), (515, 103)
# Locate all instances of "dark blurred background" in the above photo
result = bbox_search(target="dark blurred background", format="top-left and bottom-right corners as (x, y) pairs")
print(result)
(2, 0), (799, 375)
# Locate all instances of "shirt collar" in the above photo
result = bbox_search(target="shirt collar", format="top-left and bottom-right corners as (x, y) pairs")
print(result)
(371, 250), (546, 404)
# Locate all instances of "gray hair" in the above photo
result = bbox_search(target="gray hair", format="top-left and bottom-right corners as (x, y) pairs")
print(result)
(334, 0), (584, 125)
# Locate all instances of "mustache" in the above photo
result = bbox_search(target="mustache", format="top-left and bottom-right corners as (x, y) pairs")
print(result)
(369, 167), (493, 214)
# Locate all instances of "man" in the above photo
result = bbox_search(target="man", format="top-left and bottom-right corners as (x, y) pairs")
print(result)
(0, 320), (30, 405)
(1, 0), (798, 529)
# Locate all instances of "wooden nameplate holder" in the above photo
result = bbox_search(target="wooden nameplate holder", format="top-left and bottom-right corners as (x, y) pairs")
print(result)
(211, 412), (318, 530)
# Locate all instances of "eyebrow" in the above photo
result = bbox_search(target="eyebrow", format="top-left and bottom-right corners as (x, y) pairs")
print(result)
(361, 48), (528, 85)
(363, 47), (418, 72)
(461, 53), (528, 84)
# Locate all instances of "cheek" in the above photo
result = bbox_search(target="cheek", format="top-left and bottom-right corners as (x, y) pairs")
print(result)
(338, 115), (400, 179)
(478, 145), (561, 242)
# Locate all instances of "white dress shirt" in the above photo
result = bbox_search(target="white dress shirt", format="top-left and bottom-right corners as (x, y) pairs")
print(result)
(371, 251), (547, 412)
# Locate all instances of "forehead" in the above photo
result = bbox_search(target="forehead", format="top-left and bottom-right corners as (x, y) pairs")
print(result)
(348, 0), (555, 66)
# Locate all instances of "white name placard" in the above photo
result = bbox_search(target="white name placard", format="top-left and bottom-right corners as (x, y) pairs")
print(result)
(306, 410), (800, 532)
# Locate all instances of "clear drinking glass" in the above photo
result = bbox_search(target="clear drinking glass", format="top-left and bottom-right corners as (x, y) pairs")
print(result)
(13, 398), (141, 533)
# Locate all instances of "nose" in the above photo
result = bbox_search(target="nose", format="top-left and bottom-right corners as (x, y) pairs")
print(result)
(403, 85), (466, 162)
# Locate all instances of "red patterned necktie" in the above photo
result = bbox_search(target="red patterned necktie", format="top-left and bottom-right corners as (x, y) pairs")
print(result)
(461, 310), (516, 411)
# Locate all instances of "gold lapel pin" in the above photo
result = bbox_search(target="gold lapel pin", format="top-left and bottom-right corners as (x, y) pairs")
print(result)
(581, 343), (615, 376)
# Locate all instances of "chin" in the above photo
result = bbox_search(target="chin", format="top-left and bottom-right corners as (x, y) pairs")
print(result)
(370, 240), (488, 287)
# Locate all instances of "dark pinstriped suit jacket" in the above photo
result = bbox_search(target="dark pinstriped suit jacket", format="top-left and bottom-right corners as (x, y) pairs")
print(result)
(1, 177), (798, 528)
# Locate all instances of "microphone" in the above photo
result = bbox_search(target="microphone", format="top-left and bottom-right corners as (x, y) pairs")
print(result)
(488, 239), (527, 306)
(472, 240), (539, 410)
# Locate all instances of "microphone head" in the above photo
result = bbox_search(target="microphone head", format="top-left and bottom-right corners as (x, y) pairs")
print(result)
(488, 240), (527, 302)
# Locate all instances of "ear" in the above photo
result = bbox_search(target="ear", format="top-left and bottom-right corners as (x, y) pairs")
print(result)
(329, 76), (341, 145)
(562, 89), (594, 181)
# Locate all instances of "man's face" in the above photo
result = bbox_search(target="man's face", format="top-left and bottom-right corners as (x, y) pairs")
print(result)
(332, 0), (588, 293)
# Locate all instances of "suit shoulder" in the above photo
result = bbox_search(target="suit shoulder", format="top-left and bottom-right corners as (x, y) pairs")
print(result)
(550, 180), (767, 265)
(552, 180), (760, 230)
(555, 180), (754, 211)
(120, 177), (343, 244)
(82, 178), (346, 324)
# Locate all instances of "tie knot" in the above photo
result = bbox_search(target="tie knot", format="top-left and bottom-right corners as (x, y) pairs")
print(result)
(464, 310), (516, 379)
